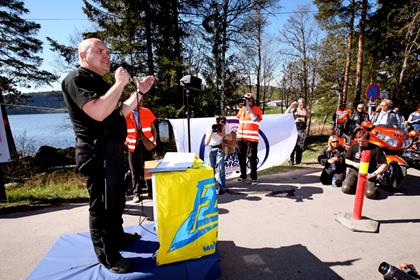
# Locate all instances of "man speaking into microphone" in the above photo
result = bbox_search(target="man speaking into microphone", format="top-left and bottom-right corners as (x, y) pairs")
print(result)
(62, 38), (155, 273)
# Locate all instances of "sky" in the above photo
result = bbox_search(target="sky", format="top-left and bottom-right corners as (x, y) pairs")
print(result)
(22, 0), (314, 93)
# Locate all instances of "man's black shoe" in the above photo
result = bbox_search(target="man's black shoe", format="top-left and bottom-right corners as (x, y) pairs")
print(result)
(108, 258), (131, 274)
(119, 232), (140, 248)
(218, 188), (227, 195)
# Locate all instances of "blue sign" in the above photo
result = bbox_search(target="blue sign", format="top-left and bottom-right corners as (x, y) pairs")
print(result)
(366, 83), (380, 101)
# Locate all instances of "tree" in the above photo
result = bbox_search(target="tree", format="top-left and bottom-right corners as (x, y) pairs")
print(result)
(0, 0), (56, 96)
(200, 0), (277, 114)
(353, 0), (368, 102)
(342, 0), (355, 104)
(314, 0), (356, 104)
(278, 5), (319, 103)
(365, 0), (420, 109)
(0, 0), (57, 201)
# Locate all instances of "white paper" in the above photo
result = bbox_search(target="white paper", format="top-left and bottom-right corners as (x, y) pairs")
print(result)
(151, 152), (196, 172)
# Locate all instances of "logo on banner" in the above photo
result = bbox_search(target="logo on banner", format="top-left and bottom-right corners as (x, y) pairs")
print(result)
(198, 119), (270, 170)
(169, 177), (218, 252)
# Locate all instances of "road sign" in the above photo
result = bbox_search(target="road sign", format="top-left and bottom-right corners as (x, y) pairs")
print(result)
(366, 83), (380, 101)
(380, 90), (388, 99)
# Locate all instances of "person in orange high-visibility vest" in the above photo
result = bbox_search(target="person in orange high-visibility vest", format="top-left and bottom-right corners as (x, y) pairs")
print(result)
(125, 97), (157, 203)
(236, 93), (263, 185)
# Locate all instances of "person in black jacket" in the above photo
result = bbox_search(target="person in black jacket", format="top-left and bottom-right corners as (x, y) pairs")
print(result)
(351, 102), (370, 125)
(318, 135), (346, 187)
(62, 38), (156, 273)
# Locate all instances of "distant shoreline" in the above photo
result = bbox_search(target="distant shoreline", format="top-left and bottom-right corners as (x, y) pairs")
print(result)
(4, 90), (66, 115)
(7, 109), (67, 115)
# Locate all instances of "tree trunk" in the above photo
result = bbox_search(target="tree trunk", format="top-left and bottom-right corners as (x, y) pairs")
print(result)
(256, 9), (262, 104)
(220, 0), (228, 115)
(353, 0), (367, 103)
(172, 0), (182, 83)
(0, 90), (18, 202)
(342, 0), (355, 104)
(144, 0), (154, 75)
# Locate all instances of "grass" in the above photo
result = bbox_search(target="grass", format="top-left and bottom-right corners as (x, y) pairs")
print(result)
(0, 135), (330, 213)
(257, 134), (328, 176)
(0, 169), (88, 214)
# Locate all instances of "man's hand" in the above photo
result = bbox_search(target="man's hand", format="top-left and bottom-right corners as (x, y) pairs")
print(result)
(367, 173), (377, 179)
(135, 75), (156, 94)
(328, 156), (339, 164)
(115, 67), (130, 86)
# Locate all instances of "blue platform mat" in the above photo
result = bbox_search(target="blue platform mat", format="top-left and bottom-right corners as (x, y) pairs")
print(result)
(27, 223), (220, 280)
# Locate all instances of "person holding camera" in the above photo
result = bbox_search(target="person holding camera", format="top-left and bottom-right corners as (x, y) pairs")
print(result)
(286, 98), (311, 165)
(318, 135), (346, 187)
(236, 93), (263, 185)
(205, 115), (232, 194)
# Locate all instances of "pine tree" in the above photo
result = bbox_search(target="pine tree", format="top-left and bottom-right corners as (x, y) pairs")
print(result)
(0, 0), (56, 95)
(0, 0), (56, 201)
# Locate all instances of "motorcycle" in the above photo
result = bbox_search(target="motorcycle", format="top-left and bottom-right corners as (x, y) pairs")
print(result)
(402, 130), (420, 170)
(337, 120), (414, 189)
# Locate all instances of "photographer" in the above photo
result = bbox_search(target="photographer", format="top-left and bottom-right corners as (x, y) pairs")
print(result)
(205, 115), (232, 194)
(236, 93), (263, 185)
(286, 98), (311, 165)
(318, 135), (346, 187)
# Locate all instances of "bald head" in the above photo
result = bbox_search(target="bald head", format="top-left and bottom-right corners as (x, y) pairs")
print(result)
(78, 38), (110, 76)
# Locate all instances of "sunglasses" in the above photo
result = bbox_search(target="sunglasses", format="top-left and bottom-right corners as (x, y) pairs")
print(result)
(331, 141), (338, 143)
(357, 107), (364, 110)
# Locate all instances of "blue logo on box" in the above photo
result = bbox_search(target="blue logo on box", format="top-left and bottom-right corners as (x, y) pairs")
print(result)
(169, 178), (218, 252)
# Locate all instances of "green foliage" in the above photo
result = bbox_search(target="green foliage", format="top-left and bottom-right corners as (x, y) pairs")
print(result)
(0, 0), (57, 95)
(365, 0), (420, 111)
(0, 170), (88, 213)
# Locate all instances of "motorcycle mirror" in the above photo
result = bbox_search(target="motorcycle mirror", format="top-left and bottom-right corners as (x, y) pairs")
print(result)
(408, 130), (418, 138)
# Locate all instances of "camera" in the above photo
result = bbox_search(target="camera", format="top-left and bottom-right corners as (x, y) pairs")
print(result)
(212, 124), (222, 133)
(378, 262), (417, 280)
(239, 97), (249, 106)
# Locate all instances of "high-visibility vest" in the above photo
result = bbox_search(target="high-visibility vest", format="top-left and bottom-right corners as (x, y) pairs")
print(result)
(125, 107), (156, 152)
(236, 106), (263, 142)
(336, 108), (350, 124)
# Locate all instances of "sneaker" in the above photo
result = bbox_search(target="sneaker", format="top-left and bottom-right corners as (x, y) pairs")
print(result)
(288, 160), (294, 166)
(108, 258), (131, 274)
(251, 180), (258, 185)
(237, 178), (246, 182)
(132, 195), (141, 203)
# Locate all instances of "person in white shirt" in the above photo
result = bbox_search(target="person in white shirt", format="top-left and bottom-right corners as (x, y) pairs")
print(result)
(205, 116), (232, 194)
(372, 99), (399, 127)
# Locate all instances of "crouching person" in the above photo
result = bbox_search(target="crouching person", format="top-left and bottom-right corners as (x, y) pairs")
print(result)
(318, 135), (346, 187)
(342, 130), (388, 199)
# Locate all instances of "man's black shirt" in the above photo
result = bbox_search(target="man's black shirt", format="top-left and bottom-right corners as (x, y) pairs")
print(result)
(62, 67), (126, 173)
(62, 67), (126, 143)
(345, 143), (387, 173)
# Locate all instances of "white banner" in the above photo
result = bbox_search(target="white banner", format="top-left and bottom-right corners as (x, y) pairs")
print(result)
(0, 109), (11, 163)
(169, 113), (297, 177)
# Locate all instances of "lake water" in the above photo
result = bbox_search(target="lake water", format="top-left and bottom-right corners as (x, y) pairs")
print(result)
(8, 113), (75, 152)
